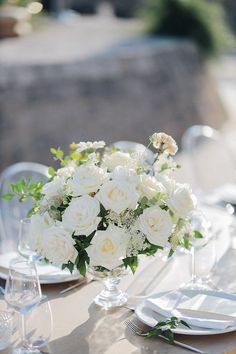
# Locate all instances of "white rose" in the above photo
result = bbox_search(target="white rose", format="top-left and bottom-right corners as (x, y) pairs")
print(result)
(75, 140), (105, 153)
(68, 164), (108, 196)
(30, 212), (55, 253)
(167, 183), (197, 219)
(62, 195), (101, 236)
(87, 226), (130, 270)
(112, 166), (139, 184)
(40, 224), (77, 264)
(96, 180), (139, 214)
(138, 174), (166, 199)
(102, 151), (137, 171)
(138, 206), (174, 246)
(42, 176), (65, 199)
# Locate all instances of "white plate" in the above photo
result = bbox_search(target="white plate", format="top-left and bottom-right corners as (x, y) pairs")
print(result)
(135, 289), (236, 336)
(0, 265), (81, 285)
(0, 252), (81, 284)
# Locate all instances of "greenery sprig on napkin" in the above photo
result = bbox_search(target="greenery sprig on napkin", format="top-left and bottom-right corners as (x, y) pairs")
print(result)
(146, 316), (191, 342)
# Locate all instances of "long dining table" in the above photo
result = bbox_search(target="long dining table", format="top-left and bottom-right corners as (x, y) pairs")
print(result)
(1, 206), (236, 354)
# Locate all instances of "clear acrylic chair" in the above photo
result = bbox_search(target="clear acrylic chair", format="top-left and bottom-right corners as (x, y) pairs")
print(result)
(181, 125), (236, 209)
(111, 140), (155, 165)
(0, 162), (49, 253)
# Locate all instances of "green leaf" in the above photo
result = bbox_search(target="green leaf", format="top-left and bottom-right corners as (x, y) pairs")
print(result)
(140, 241), (163, 256)
(1, 193), (14, 200)
(123, 256), (138, 273)
(180, 320), (191, 329)
(48, 166), (55, 177)
(168, 248), (174, 258)
(145, 316), (191, 342)
(183, 235), (191, 249)
(194, 230), (203, 239)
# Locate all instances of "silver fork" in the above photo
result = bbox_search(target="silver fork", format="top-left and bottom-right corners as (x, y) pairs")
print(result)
(125, 320), (205, 354)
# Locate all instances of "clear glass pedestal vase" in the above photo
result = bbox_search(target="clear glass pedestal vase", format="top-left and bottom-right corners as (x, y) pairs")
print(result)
(89, 266), (128, 309)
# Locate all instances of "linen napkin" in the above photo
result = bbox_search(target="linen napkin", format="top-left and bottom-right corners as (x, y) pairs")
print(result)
(145, 290), (236, 330)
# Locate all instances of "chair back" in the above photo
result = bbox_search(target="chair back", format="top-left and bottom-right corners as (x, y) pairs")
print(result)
(0, 162), (48, 253)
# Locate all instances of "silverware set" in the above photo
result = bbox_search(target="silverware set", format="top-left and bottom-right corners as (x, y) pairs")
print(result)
(124, 319), (205, 354)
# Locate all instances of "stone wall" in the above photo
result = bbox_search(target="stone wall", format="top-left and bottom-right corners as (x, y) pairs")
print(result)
(0, 38), (226, 171)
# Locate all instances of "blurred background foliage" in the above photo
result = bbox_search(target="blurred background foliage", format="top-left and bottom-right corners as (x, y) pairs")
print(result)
(141, 0), (234, 57)
(0, 0), (235, 57)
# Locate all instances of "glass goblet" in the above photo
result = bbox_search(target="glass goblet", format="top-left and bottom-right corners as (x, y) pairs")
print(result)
(4, 257), (42, 354)
(17, 218), (41, 262)
(186, 211), (217, 290)
(88, 266), (128, 309)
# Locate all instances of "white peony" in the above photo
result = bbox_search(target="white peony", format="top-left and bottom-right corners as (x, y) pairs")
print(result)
(138, 174), (166, 199)
(40, 224), (77, 264)
(96, 180), (139, 214)
(68, 163), (108, 196)
(138, 206), (174, 246)
(102, 151), (137, 171)
(167, 183), (197, 219)
(87, 226), (130, 270)
(42, 176), (65, 199)
(75, 141), (105, 153)
(62, 195), (101, 236)
(30, 212), (55, 253)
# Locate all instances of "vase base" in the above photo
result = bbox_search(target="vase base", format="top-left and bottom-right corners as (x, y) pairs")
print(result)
(94, 290), (128, 309)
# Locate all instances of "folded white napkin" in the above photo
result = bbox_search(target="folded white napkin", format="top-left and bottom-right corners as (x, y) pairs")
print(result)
(146, 290), (236, 330)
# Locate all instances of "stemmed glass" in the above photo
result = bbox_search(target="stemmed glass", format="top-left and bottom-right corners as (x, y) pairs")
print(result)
(4, 257), (42, 354)
(24, 297), (53, 350)
(184, 210), (217, 290)
(18, 219), (41, 262)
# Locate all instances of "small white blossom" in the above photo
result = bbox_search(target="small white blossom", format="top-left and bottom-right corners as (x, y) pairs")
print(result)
(154, 155), (177, 176)
(127, 232), (145, 256)
(75, 141), (105, 153)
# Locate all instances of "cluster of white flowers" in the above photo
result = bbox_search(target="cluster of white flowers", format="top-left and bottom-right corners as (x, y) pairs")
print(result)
(29, 132), (197, 273)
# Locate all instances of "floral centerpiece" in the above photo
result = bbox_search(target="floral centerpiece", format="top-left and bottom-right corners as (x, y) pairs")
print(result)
(5, 132), (199, 308)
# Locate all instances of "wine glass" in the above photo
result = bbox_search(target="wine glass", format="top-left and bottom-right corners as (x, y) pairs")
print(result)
(18, 219), (41, 262)
(4, 257), (42, 354)
(24, 297), (53, 350)
(183, 210), (217, 290)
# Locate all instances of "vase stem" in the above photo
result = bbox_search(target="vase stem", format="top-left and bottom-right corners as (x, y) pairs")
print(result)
(95, 276), (127, 309)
